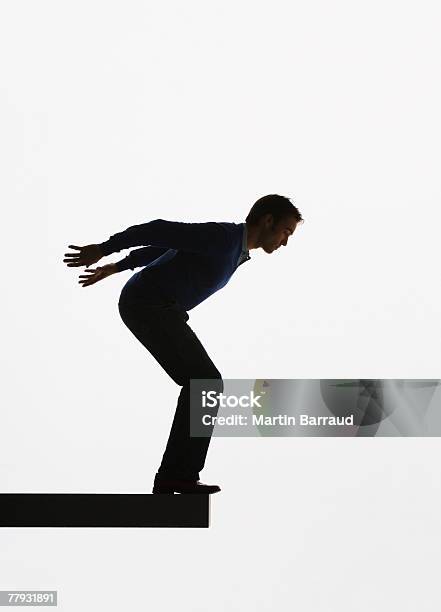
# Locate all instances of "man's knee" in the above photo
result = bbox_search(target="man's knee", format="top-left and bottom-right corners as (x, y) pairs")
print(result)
(180, 369), (223, 392)
(211, 370), (224, 393)
(204, 370), (224, 396)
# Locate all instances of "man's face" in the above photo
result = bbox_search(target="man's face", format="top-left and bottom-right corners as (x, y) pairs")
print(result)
(260, 214), (298, 253)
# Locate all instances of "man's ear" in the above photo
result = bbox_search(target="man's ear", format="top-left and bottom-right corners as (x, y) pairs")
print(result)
(263, 213), (273, 227)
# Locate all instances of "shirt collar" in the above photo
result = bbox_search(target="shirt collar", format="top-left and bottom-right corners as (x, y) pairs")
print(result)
(242, 223), (249, 254)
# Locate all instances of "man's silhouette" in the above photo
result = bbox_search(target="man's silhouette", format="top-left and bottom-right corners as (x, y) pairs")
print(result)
(63, 194), (303, 493)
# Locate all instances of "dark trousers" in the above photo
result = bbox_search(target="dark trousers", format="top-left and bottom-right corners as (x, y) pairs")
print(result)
(118, 274), (223, 481)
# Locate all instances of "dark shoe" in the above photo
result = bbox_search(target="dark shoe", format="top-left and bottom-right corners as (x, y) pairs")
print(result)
(152, 478), (221, 494)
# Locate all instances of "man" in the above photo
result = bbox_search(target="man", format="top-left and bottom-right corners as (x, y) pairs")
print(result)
(63, 194), (303, 494)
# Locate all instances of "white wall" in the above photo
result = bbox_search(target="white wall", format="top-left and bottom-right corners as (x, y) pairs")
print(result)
(1, 1), (440, 610)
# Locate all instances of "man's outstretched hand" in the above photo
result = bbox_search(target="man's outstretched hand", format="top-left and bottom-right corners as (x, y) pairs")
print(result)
(78, 264), (118, 287)
(64, 244), (103, 267)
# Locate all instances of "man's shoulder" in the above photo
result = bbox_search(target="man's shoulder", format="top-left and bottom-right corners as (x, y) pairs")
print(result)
(215, 221), (242, 232)
(212, 221), (243, 246)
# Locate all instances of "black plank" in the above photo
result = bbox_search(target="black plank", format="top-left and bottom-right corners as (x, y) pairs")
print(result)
(0, 494), (210, 528)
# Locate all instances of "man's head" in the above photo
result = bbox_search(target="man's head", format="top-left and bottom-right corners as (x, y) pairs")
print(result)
(245, 194), (303, 253)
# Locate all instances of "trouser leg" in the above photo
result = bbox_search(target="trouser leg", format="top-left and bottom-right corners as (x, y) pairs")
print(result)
(118, 293), (223, 481)
(157, 374), (223, 480)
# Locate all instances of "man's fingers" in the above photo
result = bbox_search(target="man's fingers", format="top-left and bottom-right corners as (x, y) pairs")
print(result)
(66, 261), (91, 267)
(68, 245), (81, 250)
(78, 269), (102, 286)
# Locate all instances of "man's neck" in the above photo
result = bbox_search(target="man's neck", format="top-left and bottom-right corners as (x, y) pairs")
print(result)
(245, 222), (259, 250)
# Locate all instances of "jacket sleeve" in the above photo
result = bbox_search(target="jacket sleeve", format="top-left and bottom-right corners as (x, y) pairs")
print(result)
(98, 219), (231, 256)
(115, 246), (170, 272)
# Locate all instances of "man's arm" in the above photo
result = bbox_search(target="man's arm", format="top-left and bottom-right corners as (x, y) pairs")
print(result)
(114, 246), (170, 272)
(76, 246), (171, 287)
(98, 218), (230, 257)
(64, 244), (167, 270)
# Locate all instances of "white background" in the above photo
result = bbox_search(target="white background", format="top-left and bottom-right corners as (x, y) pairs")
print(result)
(1, 1), (440, 610)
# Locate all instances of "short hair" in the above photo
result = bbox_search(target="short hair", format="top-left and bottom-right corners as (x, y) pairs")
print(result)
(246, 194), (304, 226)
